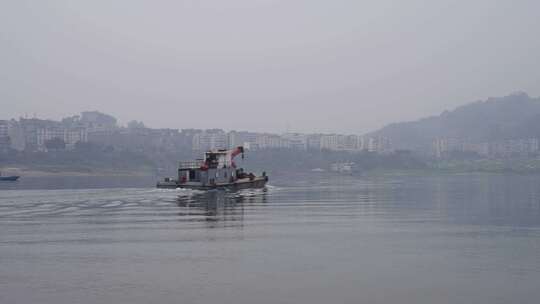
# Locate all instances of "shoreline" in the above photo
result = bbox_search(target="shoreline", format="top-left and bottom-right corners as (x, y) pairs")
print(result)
(5, 166), (540, 178)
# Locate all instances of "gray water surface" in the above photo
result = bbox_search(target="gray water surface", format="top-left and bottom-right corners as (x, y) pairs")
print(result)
(1, 174), (540, 304)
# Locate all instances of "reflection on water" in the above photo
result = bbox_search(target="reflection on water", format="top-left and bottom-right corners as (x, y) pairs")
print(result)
(175, 189), (268, 227)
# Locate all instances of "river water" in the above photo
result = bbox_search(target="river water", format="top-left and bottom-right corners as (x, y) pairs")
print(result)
(1, 173), (540, 304)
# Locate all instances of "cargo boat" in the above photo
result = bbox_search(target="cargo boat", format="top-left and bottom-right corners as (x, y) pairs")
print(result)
(157, 146), (268, 190)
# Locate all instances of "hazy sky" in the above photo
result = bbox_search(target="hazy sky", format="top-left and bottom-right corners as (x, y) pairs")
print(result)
(1, 0), (539, 134)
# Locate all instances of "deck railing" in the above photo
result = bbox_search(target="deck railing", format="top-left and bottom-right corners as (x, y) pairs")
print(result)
(178, 160), (204, 169)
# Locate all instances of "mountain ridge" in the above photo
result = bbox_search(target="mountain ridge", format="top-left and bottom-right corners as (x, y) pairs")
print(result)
(370, 92), (540, 152)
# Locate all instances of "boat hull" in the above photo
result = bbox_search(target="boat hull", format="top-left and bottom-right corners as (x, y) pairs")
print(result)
(157, 176), (268, 191)
(0, 176), (20, 181)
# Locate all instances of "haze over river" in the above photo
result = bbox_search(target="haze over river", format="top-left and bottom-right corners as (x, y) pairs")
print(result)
(1, 173), (540, 304)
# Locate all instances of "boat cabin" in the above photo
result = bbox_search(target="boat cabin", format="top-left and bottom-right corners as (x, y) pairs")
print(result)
(177, 147), (244, 186)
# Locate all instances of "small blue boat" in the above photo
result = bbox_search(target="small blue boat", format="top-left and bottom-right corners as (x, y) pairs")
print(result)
(0, 171), (20, 181)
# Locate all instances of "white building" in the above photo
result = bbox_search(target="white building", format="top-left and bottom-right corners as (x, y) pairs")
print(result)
(37, 127), (64, 150)
(0, 120), (9, 150)
(255, 134), (288, 149)
(344, 135), (363, 151)
(366, 136), (392, 153)
(320, 134), (345, 151)
(36, 127), (88, 151)
(490, 138), (539, 156)
(0, 120), (8, 137)
(320, 134), (365, 152)
(64, 128), (88, 149)
(281, 133), (307, 150)
(433, 137), (538, 158)
(433, 138), (462, 158)
(193, 130), (228, 151)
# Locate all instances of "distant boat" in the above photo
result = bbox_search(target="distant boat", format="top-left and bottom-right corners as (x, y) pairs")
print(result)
(0, 171), (20, 182)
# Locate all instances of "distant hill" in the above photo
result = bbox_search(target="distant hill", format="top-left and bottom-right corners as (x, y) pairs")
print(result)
(370, 92), (540, 152)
